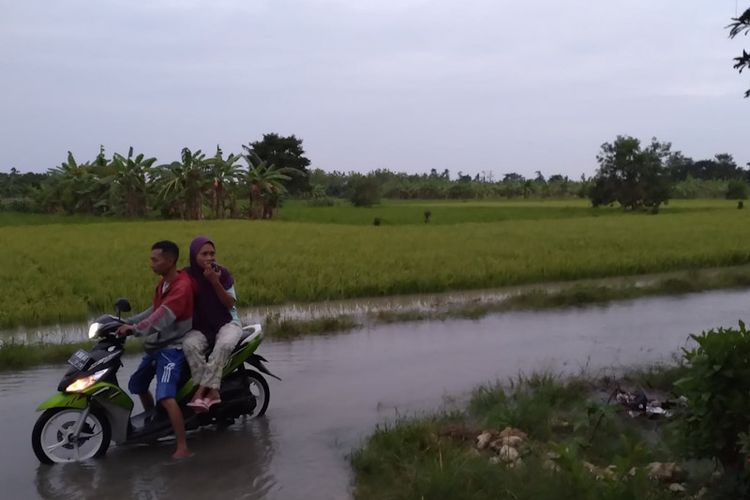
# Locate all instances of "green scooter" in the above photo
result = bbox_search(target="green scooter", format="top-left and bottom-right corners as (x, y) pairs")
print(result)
(31, 298), (279, 464)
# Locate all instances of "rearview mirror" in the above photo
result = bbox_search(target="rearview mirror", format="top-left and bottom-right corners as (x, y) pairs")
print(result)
(114, 298), (131, 315)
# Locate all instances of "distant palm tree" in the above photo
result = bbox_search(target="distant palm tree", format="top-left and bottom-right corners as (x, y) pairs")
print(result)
(310, 184), (327, 199)
(205, 145), (243, 218)
(241, 148), (299, 219)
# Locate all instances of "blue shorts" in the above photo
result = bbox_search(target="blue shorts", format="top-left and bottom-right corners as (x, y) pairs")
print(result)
(128, 349), (185, 402)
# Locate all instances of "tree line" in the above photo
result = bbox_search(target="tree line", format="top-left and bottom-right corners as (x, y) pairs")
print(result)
(1, 134), (748, 215)
(0, 133), (310, 219)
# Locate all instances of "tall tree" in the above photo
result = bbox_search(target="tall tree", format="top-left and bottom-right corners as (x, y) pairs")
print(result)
(728, 6), (750, 97)
(245, 133), (310, 195)
(589, 136), (672, 212)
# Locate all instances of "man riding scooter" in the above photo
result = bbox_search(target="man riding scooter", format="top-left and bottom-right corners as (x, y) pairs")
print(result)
(116, 240), (194, 459)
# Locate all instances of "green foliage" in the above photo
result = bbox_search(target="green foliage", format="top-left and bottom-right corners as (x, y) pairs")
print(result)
(675, 322), (750, 471)
(726, 180), (748, 200)
(590, 136), (672, 211)
(352, 375), (679, 500)
(349, 176), (381, 207)
(240, 150), (302, 219)
(306, 197), (336, 207)
(671, 177), (728, 199)
(245, 133), (311, 195)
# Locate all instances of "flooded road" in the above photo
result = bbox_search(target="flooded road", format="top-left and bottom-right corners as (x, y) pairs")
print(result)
(1, 289), (748, 499)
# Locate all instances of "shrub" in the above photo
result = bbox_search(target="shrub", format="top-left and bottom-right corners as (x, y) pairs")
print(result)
(675, 322), (750, 475)
(726, 180), (748, 200)
(349, 177), (381, 207)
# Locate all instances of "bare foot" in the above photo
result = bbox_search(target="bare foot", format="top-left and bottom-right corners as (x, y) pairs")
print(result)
(172, 448), (194, 459)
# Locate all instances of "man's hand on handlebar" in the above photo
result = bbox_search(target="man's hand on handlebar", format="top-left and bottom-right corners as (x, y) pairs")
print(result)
(116, 324), (135, 337)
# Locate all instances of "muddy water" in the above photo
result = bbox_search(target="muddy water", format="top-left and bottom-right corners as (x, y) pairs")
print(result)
(1, 289), (748, 500)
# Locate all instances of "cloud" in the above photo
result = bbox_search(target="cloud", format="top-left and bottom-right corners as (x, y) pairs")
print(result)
(0, 0), (747, 176)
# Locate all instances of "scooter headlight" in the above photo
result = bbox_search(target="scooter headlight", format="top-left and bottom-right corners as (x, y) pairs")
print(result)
(87, 322), (101, 339)
(65, 369), (109, 393)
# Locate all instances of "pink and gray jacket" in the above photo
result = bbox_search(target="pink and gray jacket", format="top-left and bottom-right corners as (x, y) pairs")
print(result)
(127, 271), (194, 353)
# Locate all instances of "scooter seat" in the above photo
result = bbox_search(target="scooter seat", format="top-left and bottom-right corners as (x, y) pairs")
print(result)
(234, 324), (262, 350)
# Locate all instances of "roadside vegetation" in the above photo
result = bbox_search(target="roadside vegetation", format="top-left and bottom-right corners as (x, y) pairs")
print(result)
(352, 324), (750, 499)
(4, 264), (750, 371)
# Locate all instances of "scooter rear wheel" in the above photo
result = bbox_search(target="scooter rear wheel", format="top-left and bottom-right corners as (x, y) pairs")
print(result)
(246, 370), (270, 417)
(32, 408), (111, 464)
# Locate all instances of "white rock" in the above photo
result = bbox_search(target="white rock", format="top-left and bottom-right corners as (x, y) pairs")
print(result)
(498, 445), (520, 463)
(668, 483), (686, 493)
(476, 431), (493, 450)
(646, 462), (681, 482)
(501, 435), (524, 447)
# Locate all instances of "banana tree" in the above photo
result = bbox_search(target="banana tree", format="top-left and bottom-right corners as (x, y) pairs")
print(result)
(154, 148), (208, 219)
(241, 149), (300, 219)
(205, 146), (244, 219)
(49, 152), (102, 214)
(105, 147), (156, 217)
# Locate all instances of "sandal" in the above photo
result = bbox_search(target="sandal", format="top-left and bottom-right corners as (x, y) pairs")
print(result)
(187, 398), (208, 413)
(204, 397), (222, 409)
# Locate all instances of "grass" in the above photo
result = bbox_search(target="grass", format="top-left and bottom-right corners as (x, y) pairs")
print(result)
(371, 266), (750, 323)
(276, 198), (730, 226)
(2, 199), (750, 329)
(0, 212), (134, 227)
(264, 314), (361, 339)
(351, 371), (716, 500)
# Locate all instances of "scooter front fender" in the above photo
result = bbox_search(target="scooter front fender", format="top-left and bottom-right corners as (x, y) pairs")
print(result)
(37, 382), (133, 411)
(36, 383), (134, 444)
(36, 392), (87, 411)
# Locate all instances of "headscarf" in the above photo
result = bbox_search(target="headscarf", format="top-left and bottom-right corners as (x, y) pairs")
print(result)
(185, 236), (234, 290)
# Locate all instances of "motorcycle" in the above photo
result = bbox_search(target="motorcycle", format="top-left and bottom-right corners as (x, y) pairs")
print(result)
(31, 298), (279, 464)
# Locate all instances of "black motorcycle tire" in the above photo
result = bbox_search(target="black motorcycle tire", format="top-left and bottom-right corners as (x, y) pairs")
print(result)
(246, 370), (270, 417)
(32, 407), (111, 464)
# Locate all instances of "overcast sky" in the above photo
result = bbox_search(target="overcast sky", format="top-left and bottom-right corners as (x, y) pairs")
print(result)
(1, 0), (747, 178)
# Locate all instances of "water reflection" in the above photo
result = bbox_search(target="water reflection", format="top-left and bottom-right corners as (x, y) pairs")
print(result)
(35, 417), (276, 500)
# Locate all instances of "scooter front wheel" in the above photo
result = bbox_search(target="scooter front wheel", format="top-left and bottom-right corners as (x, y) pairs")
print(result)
(32, 407), (111, 464)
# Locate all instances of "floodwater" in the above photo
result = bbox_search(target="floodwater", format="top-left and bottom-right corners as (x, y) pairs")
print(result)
(1, 289), (748, 499)
(1, 267), (730, 345)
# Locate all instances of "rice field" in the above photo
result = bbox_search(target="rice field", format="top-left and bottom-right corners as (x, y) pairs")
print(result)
(1, 199), (748, 329)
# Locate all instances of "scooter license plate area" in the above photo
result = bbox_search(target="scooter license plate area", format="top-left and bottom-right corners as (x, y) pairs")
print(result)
(67, 349), (93, 371)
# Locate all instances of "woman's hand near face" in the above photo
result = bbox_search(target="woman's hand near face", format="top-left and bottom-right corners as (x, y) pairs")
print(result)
(203, 263), (221, 284)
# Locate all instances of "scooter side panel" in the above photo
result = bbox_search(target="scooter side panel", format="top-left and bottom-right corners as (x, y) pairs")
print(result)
(97, 398), (131, 444)
(84, 382), (134, 411)
(224, 335), (261, 374)
(36, 392), (87, 411)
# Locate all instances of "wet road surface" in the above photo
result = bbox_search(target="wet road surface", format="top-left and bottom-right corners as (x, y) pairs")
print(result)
(1, 289), (748, 499)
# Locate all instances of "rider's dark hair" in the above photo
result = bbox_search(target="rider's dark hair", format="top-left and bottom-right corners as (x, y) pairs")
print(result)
(151, 240), (179, 264)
